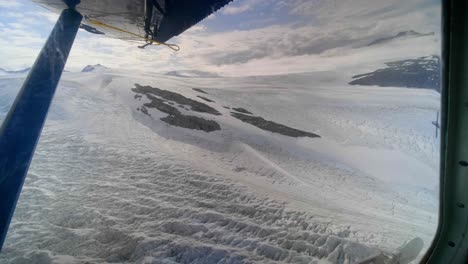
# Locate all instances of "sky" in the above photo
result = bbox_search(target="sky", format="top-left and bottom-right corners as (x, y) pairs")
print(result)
(0, 0), (440, 76)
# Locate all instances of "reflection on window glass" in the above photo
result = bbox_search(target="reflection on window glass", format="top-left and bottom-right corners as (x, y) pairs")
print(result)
(0, 0), (440, 263)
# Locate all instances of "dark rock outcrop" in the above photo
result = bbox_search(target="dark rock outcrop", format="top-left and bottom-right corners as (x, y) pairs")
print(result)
(232, 107), (252, 115)
(231, 112), (319, 138)
(144, 94), (181, 116)
(161, 115), (221, 132)
(197, 96), (215, 103)
(349, 55), (440, 92)
(81, 64), (108, 72)
(193, 88), (208, 94)
(133, 84), (221, 132)
(133, 84), (221, 115)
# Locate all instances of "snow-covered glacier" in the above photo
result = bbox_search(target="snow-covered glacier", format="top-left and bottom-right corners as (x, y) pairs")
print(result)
(0, 46), (439, 263)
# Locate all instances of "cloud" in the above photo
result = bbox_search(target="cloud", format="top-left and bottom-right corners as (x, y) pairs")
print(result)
(0, 0), (441, 77)
(221, 0), (264, 15)
(4, 12), (24, 18)
(0, 0), (22, 8)
(36, 11), (59, 23)
(187, 0), (439, 66)
(206, 14), (216, 20)
(287, 0), (439, 33)
(222, 4), (251, 15)
(201, 36), (440, 77)
(186, 25), (207, 33)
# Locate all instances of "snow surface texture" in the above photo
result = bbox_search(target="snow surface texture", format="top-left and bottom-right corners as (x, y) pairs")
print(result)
(0, 41), (439, 263)
(0, 67), (439, 264)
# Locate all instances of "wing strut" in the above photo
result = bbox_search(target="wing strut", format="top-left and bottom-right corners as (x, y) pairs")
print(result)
(0, 8), (82, 250)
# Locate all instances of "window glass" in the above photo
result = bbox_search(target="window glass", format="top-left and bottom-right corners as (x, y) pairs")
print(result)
(0, 0), (440, 263)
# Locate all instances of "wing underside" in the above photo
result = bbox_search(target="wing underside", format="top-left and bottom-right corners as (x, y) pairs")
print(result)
(34, 0), (234, 44)
(151, 0), (234, 42)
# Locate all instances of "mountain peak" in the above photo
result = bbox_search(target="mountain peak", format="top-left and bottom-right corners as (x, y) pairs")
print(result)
(368, 30), (435, 46)
(81, 64), (108, 72)
(0, 67), (31, 75)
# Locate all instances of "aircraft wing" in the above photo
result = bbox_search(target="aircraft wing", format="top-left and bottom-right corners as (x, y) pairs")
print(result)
(34, 0), (234, 44)
(152, 0), (234, 42)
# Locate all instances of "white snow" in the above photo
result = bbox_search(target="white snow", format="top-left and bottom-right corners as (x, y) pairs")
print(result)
(0, 46), (439, 263)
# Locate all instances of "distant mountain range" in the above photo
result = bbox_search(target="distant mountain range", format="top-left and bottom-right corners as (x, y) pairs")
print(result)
(349, 55), (440, 92)
(0, 67), (30, 75)
(2, 49), (440, 95)
(164, 70), (220, 78)
(368, 30), (435, 46)
(81, 64), (108, 72)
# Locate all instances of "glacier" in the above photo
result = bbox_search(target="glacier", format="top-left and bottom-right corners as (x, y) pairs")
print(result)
(0, 33), (440, 263)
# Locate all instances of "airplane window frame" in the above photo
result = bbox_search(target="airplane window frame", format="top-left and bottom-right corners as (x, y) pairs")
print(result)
(0, 0), (460, 262)
(422, 0), (468, 263)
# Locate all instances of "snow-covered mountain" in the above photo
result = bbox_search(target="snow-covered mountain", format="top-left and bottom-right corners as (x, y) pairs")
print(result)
(81, 64), (109, 72)
(0, 67), (30, 75)
(349, 55), (440, 91)
(367, 31), (435, 46)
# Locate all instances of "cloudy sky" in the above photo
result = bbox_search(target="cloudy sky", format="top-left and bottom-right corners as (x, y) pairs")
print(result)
(0, 0), (440, 76)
